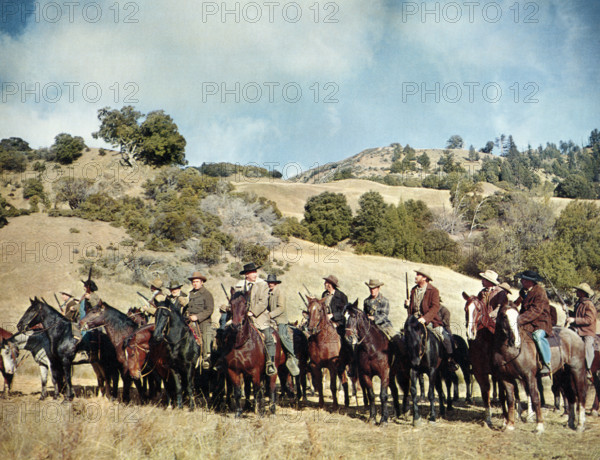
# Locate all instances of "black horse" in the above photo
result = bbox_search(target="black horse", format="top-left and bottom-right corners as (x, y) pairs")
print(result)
(153, 305), (201, 410)
(17, 298), (78, 400)
(404, 315), (449, 426)
(445, 334), (472, 404)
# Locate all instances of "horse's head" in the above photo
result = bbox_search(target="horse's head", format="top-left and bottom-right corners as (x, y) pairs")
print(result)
(306, 297), (327, 335)
(230, 289), (249, 329)
(153, 306), (172, 341)
(79, 304), (106, 331)
(127, 307), (148, 326)
(404, 315), (426, 367)
(463, 291), (482, 341)
(495, 301), (521, 348)
(17, 297), (45, 333)
(343, 300), (360, 345)
(0, 340), (18, 375)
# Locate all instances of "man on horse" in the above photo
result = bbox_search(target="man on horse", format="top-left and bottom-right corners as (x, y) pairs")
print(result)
(166, 280), (188, 315)
(476, 270), (508, 329)
(266, 274), (300, 376)
(321, 274), (348, 337)
(185, 272), (214, 369)
(405, 268), (457, 370)
(141, 277), (167, 319)
(241, 262), (277, 376)
(59, 290), (80, 323)
(363, 279), (396, 340)
(566, 282), (597, 381)
(516, 270), (553, 376)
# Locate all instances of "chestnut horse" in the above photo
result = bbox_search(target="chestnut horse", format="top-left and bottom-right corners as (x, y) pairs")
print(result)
(344, 300), (407, 424)
(494, 303), (587, 433)
(305, 297), (351, 410)
(225, 288), (286, 417)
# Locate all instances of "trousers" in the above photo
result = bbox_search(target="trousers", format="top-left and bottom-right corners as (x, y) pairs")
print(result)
(532, 329), (551, 365)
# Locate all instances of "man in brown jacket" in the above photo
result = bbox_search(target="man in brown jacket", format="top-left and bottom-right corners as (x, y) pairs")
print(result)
(517, 270), (553, 375)
(566, 282), (597, 378)
(405, 268), (456, 369)
(267, 274), (299, 376)
(185, 272), (214, 369)
(476, 270), (508, 332)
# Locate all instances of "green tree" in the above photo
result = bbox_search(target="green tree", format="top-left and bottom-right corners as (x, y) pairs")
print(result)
(51, 133), (86, 164)
(554, 174), (595, 199)
(468, 145), (480, 162)
(480, 141), (494, 154)
(417, 152), (430, 171)
(422, 229), (460, 266)
(446, 135), (464, 149)
(302, 192), (352, 246)
(352, 191), (387, 244)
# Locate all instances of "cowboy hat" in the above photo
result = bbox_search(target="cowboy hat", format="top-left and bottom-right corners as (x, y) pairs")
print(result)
(365, 279), (384, 289)
(266, 274), (282, 284)
(187, 271), (207, 282)
(573, 282), (594, 297)
(167, 280), (183, 290)
(479, 270), (499, 285)
(518, 270), (543, 283)
(88, 293), (102, 308)
(239, 263), (260, 275)
(150, 277), (163, 290)
(415, 268), (432, 281)
(498, 282), (514, 295)
(323, 275), (339, 287)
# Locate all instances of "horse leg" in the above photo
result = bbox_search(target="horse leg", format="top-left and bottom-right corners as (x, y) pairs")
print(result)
(525, 375), (544, 433)
(133, 377), (147, 405)
(269, 374), (277, 414)
(340, 369), (350, 408)
(39, 364), (49, 400)
(233, 382), (243, 418)
(122, 373), (132, 404)
(329, 366), (339, 410)
(379, 373), (390, 425)
(475, 371), (492, 426)
(492, 376), (499, 404)
(244, 375), (253, 412)
(418, 373), (426, 402)
(389, 375), (400, 419)
(62, 359), (74, 401)
(433, 371), (446, 420)
(253, 374), (264, 416)
(410, 369), (422, 426)
(501, 379), (516, 431)
(311, 366), (324, 409)
(186, 365), (196, 411)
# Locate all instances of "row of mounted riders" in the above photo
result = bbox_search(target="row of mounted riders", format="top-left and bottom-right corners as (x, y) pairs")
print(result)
(1, 292), (599, 430)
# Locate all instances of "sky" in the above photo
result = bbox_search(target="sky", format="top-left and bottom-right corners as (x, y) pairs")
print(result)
(1, 0), (599, 176)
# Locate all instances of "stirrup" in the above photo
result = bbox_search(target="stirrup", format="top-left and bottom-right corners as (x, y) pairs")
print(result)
(266, 361), (277, 376)
(539, 364), (551, 376)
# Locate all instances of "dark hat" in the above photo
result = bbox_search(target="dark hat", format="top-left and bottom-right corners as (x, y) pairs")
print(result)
(188, 271), (207, 282)
(82, 279), (98, 292)
(323, 275), (339, 288)
(266, 274), (282, 284)
(167, 280), (183, 290)
(518, 270), (543, 283)
(240, 262), (261, 275)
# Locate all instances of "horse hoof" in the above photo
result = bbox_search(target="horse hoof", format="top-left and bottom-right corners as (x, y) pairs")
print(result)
(591, 410), (598, 417)
(576, 424), (585, 433)
(428, 419), (437, 425)
(413, 418), (423, 427)
(535, 423), (544, 434)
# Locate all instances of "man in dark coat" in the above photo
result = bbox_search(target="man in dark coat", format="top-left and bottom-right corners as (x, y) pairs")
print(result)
(405, 268), (456, 369)
(185, 272), (214, 369)
(517, 270), (553, 375)
(321, 274), (348, 335)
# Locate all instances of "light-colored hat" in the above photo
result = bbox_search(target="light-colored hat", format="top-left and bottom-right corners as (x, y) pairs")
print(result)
(573, 282), (594, 297)
(150, 277), (163, 290)
(479, 270), (499, 285)
(415, 268), (432, 281)
(498, 282), (513, 295)
(188, 271), (207, 282)
(365, 279), (384, 289)
(323, 275), (339, 287)
(88, 293), (102, 308)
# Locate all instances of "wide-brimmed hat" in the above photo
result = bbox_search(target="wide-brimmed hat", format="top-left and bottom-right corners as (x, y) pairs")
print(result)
(266, 274), (282, 284)
(239, 263), (260, 275)
(188, 271), (207, 282)
(573, 282), (594, 297)
(323, 275), (339, 287)
(518, 270), (543, 283)
(498, 282), (514, 295)
(167, 280), (183, 290)
(365, 279), (384, 289)
(150, 277), (163, 290)
(59, 290), (73, 297)
(415, 268), (432, 281)
(479, 270), (499, 285)
(82, 279), (98, 292)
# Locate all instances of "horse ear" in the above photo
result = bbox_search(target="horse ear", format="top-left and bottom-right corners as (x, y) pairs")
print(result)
(462, 291), (470, 301)
(352, 299), (359, 309)
(306, 296), (314, 303)
(230, 287), (235, 297)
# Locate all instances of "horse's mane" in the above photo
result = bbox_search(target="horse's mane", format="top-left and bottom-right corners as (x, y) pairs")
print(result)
(33, 298), (69, 322)
(95, 302), (138, 329)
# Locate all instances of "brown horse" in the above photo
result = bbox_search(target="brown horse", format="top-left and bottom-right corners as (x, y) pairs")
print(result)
(225, 288), (286, 417)
(494, 303), (587, 433)
(344, 300), (407, 424)
(305, 297), (351, 410)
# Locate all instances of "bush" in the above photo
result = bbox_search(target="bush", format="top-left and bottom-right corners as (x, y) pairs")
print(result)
(51, 133), (86, 164)
(272, 217), (311, 241)
(0, 149), (27, 172)
(22, 178), (45, 199)
(303, 192), (352, 247)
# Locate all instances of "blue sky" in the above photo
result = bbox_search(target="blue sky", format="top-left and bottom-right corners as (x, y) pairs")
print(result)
(1, 0), (598, 175)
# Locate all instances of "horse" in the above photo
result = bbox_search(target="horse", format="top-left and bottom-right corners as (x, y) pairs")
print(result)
(344, 300), (406, 424)
(445, 334), (472, 404)
(0, 327), (17, 396)
(493, 302), (587, 433)
(127, 307), (149, 326)
(153, 304), (200, 410)
(225, 288), (286, 417)
(404, 315), (449, 426)
(305, 296), (352, 410)
(80, 302), (153, 404)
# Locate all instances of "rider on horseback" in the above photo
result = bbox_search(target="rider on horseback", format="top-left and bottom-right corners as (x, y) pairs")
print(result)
(185, 272), (214, 369)
(476, 270), (508, 328)
(241, 263), (277, 376)
(516, 270), (553, 376)
(566, 282), (597, 381)
(321, 275), (348, 337)
(405, 268), (457, 371)
(363, 279), (397, 340)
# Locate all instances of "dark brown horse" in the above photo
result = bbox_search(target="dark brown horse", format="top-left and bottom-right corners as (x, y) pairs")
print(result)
(225, 288), (286, 417)
(463, 292), (497, 426)
(494, 303), (587, 433)
(344, 300), (407, 424)
(305, 297), (352, 410)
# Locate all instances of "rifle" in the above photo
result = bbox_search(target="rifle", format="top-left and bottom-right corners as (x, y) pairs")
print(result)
(137, 291), (150, 303)
(302, 283), (313, 297)
(540, 270), (569, 326)
(221, 283), (231, 303)
(298, 292), (308, 307)
(54, 293), (63, 311)
(404, 272), (410, 309)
